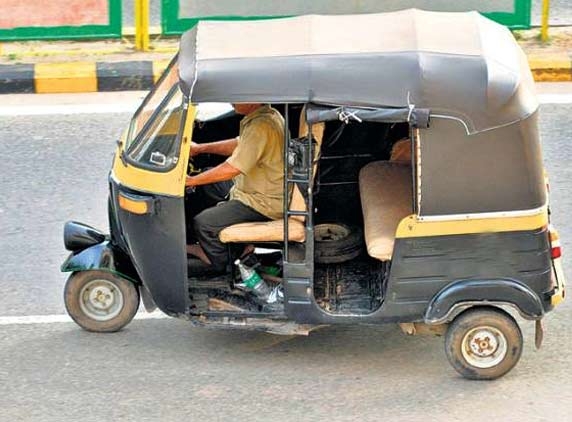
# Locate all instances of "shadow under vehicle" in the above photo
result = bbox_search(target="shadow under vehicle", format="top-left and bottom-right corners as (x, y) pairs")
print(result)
(61, 10), (566, 380)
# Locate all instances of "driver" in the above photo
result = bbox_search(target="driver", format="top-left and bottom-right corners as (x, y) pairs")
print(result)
(185, 103), (285, 275)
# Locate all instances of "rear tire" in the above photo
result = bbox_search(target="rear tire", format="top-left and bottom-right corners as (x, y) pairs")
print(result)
(445, 308), (523, 380)
(64, 271), (139, 333)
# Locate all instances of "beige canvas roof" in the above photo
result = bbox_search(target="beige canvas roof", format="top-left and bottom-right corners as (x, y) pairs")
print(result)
(179, 9), (538, 133)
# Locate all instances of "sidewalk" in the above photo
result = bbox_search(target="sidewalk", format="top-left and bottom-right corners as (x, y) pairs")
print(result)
(0, 26), (571, 94)
(0, 37), (176, 94)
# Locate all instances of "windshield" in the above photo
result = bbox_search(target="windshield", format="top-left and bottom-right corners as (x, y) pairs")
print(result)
(126, 86), (186, 172)
(126, 57), (180, 148)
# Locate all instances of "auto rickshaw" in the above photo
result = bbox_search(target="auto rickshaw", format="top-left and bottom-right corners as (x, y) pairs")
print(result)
(61, 10), (566, 380)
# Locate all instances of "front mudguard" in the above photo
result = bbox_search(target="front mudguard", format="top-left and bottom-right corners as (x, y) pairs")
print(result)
(424, 278), (545, 324)
(61, 240), (139, 284)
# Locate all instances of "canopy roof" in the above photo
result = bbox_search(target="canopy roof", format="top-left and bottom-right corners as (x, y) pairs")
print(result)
(178, 9), (538, 133)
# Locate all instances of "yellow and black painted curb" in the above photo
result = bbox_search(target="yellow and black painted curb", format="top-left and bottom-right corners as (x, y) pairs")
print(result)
(0, 54), (570, 94)
(0, 59), (170, 94)
(528, 53), (572, 82)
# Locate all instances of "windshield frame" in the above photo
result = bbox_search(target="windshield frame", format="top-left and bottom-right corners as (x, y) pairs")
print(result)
(126, 54), (180, 149)
(125, 85), (189, 173)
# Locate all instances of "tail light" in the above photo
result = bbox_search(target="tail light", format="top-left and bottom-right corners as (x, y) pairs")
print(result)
(549, 226), (562, 259)
(548, 224), (566, 306)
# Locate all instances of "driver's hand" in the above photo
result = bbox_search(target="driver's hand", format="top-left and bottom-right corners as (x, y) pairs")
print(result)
(185, 175), (197, 187)
(190, 142), (203, 157)
(185, 176), (197, 193)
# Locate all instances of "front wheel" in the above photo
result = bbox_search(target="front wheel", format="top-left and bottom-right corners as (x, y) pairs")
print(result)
(64, 271), (140, 333)
(445, 308), (523, 380)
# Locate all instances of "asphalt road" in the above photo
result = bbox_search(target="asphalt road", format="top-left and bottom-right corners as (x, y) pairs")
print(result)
(1, 88), (572, 421)
(124, 1), (572, 28)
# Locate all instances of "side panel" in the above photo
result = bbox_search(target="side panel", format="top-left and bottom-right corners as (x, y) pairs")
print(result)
(110, 181), (188, 316)
(419, 114), (546, 216)
(108, 99), (195, 316)
(382, 228), (552, 321)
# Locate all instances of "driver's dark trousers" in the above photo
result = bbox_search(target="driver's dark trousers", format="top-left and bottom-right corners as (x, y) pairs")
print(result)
(193, 200), (269, 271)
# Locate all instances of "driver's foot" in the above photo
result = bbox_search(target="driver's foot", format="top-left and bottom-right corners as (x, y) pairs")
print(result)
(186, 244), (212, 265)
(187, 257), (225, 277)
(240, 244), (255, 258)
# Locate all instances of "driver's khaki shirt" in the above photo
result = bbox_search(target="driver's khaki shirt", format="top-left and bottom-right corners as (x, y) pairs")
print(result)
(226, 105), (285, 220)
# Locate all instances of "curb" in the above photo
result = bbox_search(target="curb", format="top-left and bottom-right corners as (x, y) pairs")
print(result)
(528, 53), (572, 82)
(0, 54), (570, 94)
(0, 60), (171, 94)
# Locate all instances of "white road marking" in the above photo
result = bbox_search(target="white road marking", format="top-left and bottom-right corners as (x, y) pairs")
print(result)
(538, 94), (572, 104)
(0, 103), (140, 116)
(0, 94), (570, 117)
(0, 311), (169, 326)
(0, 101), (234, 117)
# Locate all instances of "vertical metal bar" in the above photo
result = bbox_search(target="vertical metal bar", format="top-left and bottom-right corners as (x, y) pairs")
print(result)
(135, 0), (150, 51)
(541, 0), (550, 42)
(411, 126), (418, 215)
(306, 123), (314, 263)
(283, 105), (290, 263)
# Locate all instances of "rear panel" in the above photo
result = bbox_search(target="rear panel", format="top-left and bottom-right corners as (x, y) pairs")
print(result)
(382, 228), (553, 320)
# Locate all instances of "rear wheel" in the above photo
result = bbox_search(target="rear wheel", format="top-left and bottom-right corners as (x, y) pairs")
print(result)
(64, 271), (139, 333)
(445, 308), (523, 380)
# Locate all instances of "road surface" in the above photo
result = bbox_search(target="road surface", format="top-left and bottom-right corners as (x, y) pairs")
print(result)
(1, 85), (572, 421)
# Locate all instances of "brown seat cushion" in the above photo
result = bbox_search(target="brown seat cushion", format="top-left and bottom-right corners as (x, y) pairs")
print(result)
(359, 161), (412, 261)
(219, 218), (305, 243)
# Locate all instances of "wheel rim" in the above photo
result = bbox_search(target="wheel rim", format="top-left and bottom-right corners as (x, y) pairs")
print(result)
(79, 279), (124, 321)
(315, 224), (350, 242)
(461, 326), (508, 369)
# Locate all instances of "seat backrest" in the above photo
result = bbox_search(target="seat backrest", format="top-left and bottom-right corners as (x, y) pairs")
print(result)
(359, 161), (413, 261)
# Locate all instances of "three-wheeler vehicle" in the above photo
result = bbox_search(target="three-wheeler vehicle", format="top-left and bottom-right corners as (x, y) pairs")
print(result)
(61, 10), (566, 380)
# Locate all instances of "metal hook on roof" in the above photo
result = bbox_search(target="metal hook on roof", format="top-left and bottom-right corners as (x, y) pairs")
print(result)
(407, 91), (415, 122)
(338, 108), (363, 124)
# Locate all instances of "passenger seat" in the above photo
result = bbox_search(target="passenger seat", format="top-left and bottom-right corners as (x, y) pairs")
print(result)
(359, 161), (412, 261)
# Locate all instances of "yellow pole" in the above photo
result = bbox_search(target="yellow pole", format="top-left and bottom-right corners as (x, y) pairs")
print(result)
(541, 0), (550, 42)
(135, 0), (150, 51)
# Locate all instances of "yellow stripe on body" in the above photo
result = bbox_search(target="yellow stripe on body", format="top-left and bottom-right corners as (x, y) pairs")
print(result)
(35, 62), (97, 93)
(396, 212), (548, 239)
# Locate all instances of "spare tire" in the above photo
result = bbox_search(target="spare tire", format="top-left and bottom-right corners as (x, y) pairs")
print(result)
(314, 223), (363, 264)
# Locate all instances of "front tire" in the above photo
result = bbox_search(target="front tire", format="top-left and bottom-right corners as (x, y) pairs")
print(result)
(64, 271), (139, 332)
(445, 308), (523, 380)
